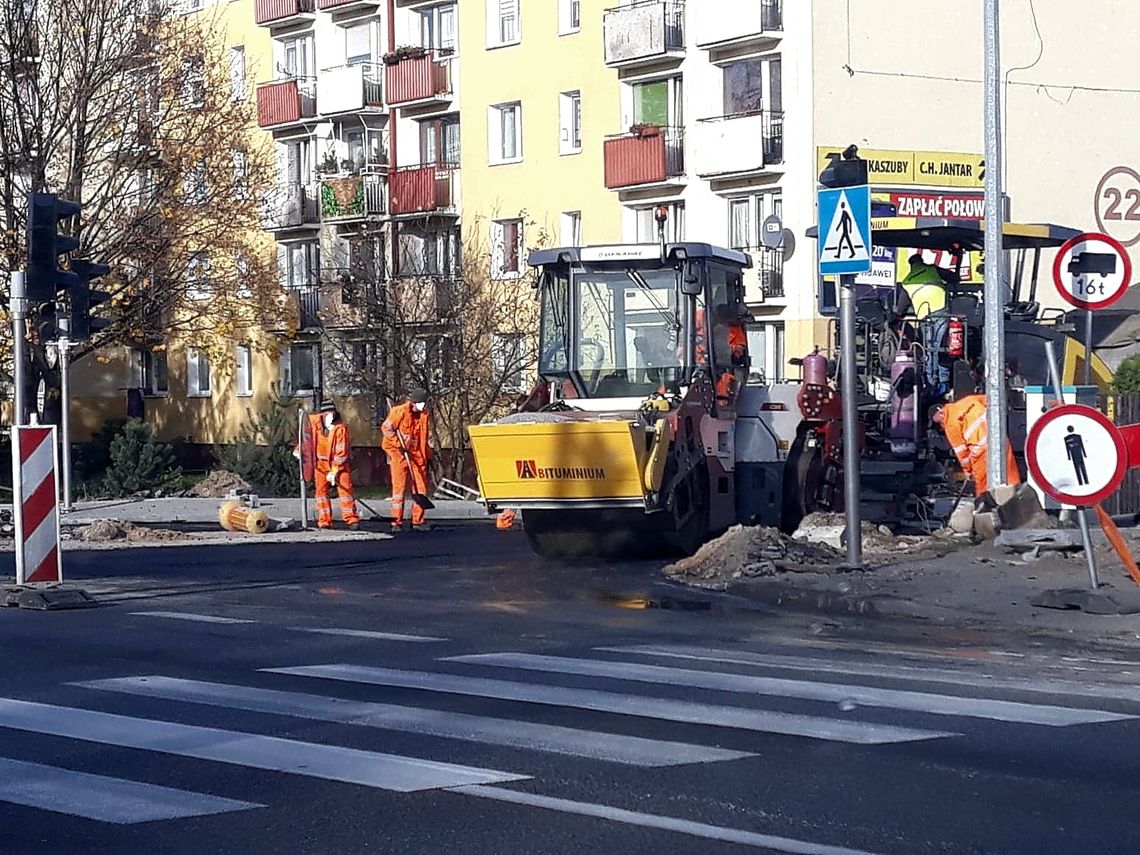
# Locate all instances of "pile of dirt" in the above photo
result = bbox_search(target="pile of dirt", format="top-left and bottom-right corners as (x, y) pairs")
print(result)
(793, 512), (960, 557)
(189, 470), (251, 498)
(74, 519), (188, 543)
(664, 525), (844, 582)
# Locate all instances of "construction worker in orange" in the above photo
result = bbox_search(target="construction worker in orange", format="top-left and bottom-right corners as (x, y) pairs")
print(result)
(381, 389), (432, 532)
(313, 401), (361, 530)
(933, 394), (1020, 496)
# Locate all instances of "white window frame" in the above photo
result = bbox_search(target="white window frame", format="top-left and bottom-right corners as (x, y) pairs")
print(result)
(559, 0), (581, 35)
(421, 3), (457, 53)
(280, 343), (319, 396)
(492, 332), (528, 393)
(183, 160), (208, 205)
(560, 211), (582, 247)
(344, 22), (372, 65)
(235, 344), (253, 397)
(491, 218), (524, 279)
(181, 57), (205, 109)
(186, 251), (211, 300)
(488, 101), (522, 165)
(229, 46), (246, 102)
(632, 202), (685, 243)
(186, 348), (212, 398)
(487, 0), (520, 48)
(131, 349), (169, 397)
(559, 90), (582, 155)
(727, 191), (782, 251)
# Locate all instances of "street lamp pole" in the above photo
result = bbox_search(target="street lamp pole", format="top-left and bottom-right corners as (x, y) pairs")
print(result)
(983, 0), (1007, 492)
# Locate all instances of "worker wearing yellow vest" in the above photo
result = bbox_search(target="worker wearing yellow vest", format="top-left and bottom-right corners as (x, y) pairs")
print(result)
(381, 389), (432, 531)
(901, 253), (954, 392)
(312, 401), (361, 530)
(934, 394), (1020, 496)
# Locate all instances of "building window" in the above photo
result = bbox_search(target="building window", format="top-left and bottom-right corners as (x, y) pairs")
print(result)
(560, 211), (582, 247)
(559, 90), (581, 155)
(421, 3), (457, 52)
(280, 241), (319, 289)
(487, 0), (519, 47)
(492, 218), (523, 277)
(235, 252), (253, 299)
(187, 251), (210, 299)
(181, 57), (205, 109)
(559, 0), (580, 34)
(492, 332), (527, 392)
(235, 344), (253, 397)
(183, 161), (208, 205)
(420, 114), (460, 165)
(747, 322), (785, 384)
(723, 56), (781, 115)
(186, 348), (212, 398)
(280, 343), (318, 395)
(729, 199), (750, 251)
(229, 46), (246, 101)
(631, 76), (682, 127)
(280, 34), (315, 79)
(489, 102), (522, 164)
(634, 203), (684, 243)
(131, 349), (169, 397)
(405, 334), (454, 388)
(344, 22), (371, 65)
(727, 192), (782, 250)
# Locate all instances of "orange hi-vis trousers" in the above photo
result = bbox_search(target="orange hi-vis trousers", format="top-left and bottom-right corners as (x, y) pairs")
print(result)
(315, 463), (360, 527)
(389, 457), (428, 526)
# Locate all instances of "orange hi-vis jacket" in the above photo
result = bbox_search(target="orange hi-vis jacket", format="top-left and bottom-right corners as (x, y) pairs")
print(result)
(940, 394), (1019, 495)
(381, 402), (430, 465)
(315, 419), (352, 474)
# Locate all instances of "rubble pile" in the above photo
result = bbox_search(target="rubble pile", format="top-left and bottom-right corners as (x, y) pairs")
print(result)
(189, 471), (252, 498)
(74, 520), (188, 543)
(664, 525), (844, 582)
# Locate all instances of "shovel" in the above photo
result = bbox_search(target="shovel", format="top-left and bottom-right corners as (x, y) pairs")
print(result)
(398, 436), (435, 511)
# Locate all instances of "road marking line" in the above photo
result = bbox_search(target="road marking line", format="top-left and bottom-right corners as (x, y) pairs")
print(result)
(454, 785), (881, 855)
(289, 627), (446, 643)
(599, 644), (1140, 707)
(450, 653), (1132, 727)
(0, 757), (261, 824)
(0, 699), (527, 792)
(263, 665), (955, 745)
(76, 676), (752, 767)
(129, 611), (256, 625)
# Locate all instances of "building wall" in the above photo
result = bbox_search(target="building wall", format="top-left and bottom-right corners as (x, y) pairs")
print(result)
(458, 0), (622, 247)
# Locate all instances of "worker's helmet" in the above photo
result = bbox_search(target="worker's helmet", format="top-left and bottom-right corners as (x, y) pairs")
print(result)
(318, 400), (337, 413)
(408, 388), (428, 404)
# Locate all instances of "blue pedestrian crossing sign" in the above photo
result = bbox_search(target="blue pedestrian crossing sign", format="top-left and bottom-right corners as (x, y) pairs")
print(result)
(817, 185), (872, 276)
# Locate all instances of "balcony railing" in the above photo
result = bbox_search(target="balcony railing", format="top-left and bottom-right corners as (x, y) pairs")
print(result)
(317, 0), (381, 10)
(603, 126), (685, 190)
(317, 63), (384, 115)
(693, 111), (782, 177)
(384, 50), (452, 108)
(256, 77), (317, 128)
(295, 286), (321, 329)
(261, 183), (319, 230)
(604, 1), (684, 67)
(389, 164), (457, 215)
(695, 0), (781, 47)
(757, 248), (784, 299)
(254, 0), (315, 26)
(320, 172), (386, 220)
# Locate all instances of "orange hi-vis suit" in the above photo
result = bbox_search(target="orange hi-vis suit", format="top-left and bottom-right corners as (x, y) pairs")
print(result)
(381, 402), (431, 526)
(939, 394), (1020, 495)
(312, 414), (360, 528)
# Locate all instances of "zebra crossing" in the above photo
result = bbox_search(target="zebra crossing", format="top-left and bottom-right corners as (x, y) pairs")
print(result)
(0, 636), (1134, 852)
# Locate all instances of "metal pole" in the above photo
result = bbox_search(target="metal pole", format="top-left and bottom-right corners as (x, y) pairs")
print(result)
(1076, 508), (1100, 590)
(1044, 340), (1067, 406)
(10, 270), (26, 429)
(1083, 309), (1093, 387)
(983, 0), (1007, 492)
(839, 273), (863, 569)
(59, 337), (72, 512)
(298, 408), (309, 529)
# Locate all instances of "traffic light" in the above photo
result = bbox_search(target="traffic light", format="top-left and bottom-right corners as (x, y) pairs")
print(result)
(64, 260), (113, 340)
(35, 301), (59, 343)
(26, 192), (80, 303)
(819, 145), (868, 189)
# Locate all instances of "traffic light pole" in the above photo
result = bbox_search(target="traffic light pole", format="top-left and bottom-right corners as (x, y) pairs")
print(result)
(58, 337), (73, 512)
(10, 271), (27, 428)
(839, 273), (863, 569)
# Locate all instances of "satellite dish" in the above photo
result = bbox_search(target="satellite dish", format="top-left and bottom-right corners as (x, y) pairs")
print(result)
(781, 229), (796, 262)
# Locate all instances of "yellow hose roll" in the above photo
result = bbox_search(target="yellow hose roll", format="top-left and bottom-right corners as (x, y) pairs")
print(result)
(218, 500), (270, 534)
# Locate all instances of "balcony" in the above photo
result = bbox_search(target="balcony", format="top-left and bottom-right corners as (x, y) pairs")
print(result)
(757, 248), (784, 300)
(254, 0), (316, 27)
(389, 164), (458, 216)
(384, 50), (452, 111)
(695, 0), (782, 49)
(693, 111), (783, 180)
(256, 78), (317, 128)
(604, 1), (685, 68)
(317, 64), (384, 115)
(317, 0), (381, 12)
(261, 183), (320, 230)
(320, 172), (386, 221)
(603, 126), (685, 190)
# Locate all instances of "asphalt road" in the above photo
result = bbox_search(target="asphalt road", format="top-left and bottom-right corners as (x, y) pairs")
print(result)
(1, 521), (1139, 854)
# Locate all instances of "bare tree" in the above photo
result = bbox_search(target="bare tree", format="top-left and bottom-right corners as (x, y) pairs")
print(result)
(0, 0), (277, 418)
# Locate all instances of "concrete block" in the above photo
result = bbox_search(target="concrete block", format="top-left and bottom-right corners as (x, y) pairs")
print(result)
(792, 525), (846, 551)
(949, 500), (975, 535)
(994, 529), (1095, 552)
(988, 483), (1018, 507)
(973, 510), (1002, 541)
(996, 483), (1048, 531)
(1030, 587), (1140, 615)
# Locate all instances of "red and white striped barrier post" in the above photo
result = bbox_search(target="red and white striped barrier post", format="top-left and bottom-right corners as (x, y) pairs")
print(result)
(11, 425), (63, 585)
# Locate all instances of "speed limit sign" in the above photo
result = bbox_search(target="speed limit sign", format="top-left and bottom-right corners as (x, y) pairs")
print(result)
(1052, 232), (1132, 311)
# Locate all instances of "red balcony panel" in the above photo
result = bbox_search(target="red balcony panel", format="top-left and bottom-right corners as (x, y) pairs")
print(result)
(390, 165), (437, 215)
(255, 0), (314, 24)
(317, 0), (377, 7)
(385, 52), (449, 106)
(257, 80), (302, 126)
(604, 132), (666, 189)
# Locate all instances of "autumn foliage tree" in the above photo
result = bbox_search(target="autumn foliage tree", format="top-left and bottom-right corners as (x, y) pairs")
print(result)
(0, 0), (278, 421)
